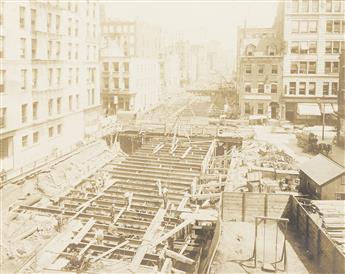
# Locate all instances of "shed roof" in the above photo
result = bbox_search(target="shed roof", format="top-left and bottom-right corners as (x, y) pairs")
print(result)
(299, 154), (345, 186)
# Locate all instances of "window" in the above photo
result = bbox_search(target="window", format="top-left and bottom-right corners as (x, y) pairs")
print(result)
(258, 83), (264, 93)
(57, 124), (62, 135)
(31, 9), (36, 30)
(0, 107), (6, 128)
(309, 42), (317, 53)
(245, 103), (251, 114)
(299, 62), (307, 74)
(91, 89), (95, 105)
(245, 65), (252, 74)
(291, 42), (299, 54)
(19, 6), (25, 28)
(258, 103), (264, 114)
(325, 61), (339, 74)
(33, 131), (39, 144)
(21, 104), (27, 123)
(48, 127), (54, 138)
(22, 135), (28, 147)
(308, 62), (316, 74)
(271, 65), (278, 74)
(76, 94), (79, 109)
(326, 41), (332, 53)
(57, 97), (61, 113)
(56, 15), (60, 33)
(48, 99), (53, 116)
(20, 69), (26, 90)
(68, 18), (72, 36)
(258, 65), (264, 74)
(289, 82), (296, 95)
(0, 36), (4, 58)
(20, 38), (25, 58)
(323, 82), (329, 95)
(47, 13), (52, 32)
(124, 62), (129, 73)
(124, 78), (129, 90)
(333, 0), (341, 11)
(326, 21), (333, 32)
(32, 68), (38, 88)
(56, 68), (61, 85)
(48, 40), (52, 59)
(75, 68), (79, 84)
(68, 43), (72, 60)
(271, 82), (277, 93)
(309, 21), (317, 33)
(326, 0), (332, 12)
(56, 41), (60, 59)
(301, 0), (309, 12)
(332, 82), (338, 95)
(113, 78), (119, 89)
(31, 38), (37, 58)
(300, 41), (308, 54)
(113, 62), (119, 72)
(291, 62), (298, 74)
(48, 68), (53, 86)
(291, 0), (299, 12)
(292, 21), (299, 33)
(299, 82), (306, 95)
(309, 82), (316, 95)
(311, 0), (319, 12)
(333, 41), (340, 53)
(246, 44), (255, 56)
(68, 68), (72, 84)
(103, 63), (109, 71)
(75, 20), (79, 36)
(69, 95), (73, 111)
(300, 21), (308, 33)
(33, 102), (38, 120)
(334, 21), (341, 33)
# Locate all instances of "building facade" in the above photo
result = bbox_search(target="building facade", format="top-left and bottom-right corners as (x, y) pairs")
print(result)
(338, 49), (345, 146)
(236, 27), (284, 118)
(282, 0), (344, 122)
(0, 1), (100, 174)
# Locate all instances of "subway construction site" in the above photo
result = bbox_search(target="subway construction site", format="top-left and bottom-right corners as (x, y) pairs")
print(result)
(1, 95), (344, 274)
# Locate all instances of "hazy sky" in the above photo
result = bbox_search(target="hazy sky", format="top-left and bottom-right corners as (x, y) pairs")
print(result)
(104, 0), (279, 52)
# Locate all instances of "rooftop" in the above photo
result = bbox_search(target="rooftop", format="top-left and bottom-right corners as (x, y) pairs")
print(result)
(299, 154), (345, 186)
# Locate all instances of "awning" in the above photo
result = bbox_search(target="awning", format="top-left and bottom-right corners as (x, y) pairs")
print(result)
(297, 103), (321, 116)
(244, 95), (271, 100)
(323, 104), (338, 114)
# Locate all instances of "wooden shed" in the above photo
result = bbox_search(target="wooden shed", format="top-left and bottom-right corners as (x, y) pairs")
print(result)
(299, 154), (345, 200)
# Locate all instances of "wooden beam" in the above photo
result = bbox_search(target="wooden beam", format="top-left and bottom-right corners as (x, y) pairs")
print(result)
(90, 240), (129, 263)
(152, 218), (194, 247)
(177, 193), (190, 211)
(179, 237), (191, 255)
(181, 146), (192, 159)
(130, 207), (167, 271)
(153, 143), (165, 154)
(113, 207), (126, 224)
(165, 249), (195, 265)
(72, 218), (96, 244)
(161, 258), (172, 273)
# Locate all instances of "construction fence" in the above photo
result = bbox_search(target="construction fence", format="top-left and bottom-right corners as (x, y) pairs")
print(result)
(288, 196), (345, 274)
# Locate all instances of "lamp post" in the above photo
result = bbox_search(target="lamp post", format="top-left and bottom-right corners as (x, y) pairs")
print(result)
(318, 98), (325, 141)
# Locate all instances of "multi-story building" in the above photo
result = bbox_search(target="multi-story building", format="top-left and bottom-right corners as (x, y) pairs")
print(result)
(101, 42), (160, 114)
(100, 18), (162, 114)
(0, 1), (100, 174)
(236, 26), (284, 118)
(282, 0), (344, 122)
(337, 49), (345, 146)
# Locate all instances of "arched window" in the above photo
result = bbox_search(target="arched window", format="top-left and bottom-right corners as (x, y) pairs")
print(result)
(267, 45), (277, 56)
(246, 44), (256, 56)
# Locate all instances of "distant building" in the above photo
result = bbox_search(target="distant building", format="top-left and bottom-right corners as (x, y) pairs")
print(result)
(337, 49), (345, 147)
(101, 42), (160, 114)
(100, 18), (162, 114)
(0, 1), (100, 174)
(236, 26), (284, 119)
(299, 154), (345, 200)
(281, 0), (344, 122)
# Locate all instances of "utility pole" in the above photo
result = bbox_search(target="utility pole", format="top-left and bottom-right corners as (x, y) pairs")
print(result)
(318, 98), (325, 141)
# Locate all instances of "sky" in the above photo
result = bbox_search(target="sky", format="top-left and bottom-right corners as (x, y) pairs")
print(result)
(103, 0), (279, 52)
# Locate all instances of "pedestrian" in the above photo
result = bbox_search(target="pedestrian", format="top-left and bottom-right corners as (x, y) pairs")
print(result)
(162, 187), (168, 209)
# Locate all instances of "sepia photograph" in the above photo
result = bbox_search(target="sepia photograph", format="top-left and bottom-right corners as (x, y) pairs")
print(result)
(0, 0), (344, 273)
